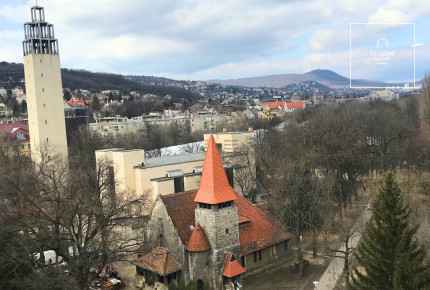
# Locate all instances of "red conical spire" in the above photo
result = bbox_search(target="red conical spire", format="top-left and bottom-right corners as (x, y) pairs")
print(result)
(194, 136), (237, 204)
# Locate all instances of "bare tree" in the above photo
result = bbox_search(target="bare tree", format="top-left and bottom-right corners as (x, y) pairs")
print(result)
(0, 143), (147, 289)
(325, 208), (364, 282)
(268, 165), (334, 275)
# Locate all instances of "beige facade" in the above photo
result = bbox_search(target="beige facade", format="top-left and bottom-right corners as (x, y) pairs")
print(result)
(90, 114), (229, 138)
(96, 148), (243, 205)
(204, 130), (254, 152)
(24, 54), (68, 161)
(95, 131), (257, 207)
(90, 117), (148, 137)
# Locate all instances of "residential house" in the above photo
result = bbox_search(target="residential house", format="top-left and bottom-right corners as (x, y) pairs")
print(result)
(0, 122), (31, 155)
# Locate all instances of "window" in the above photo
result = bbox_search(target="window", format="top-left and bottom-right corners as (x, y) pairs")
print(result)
(136, 266), (144, 276)
(258, 250), (262, 261)
(241, 256), (245, 267)
(284, 240), (289, 251)
(216, 143), (222, 151)
(225, 229), (229, 234)
(174, 176), (184, 193)
(199, 203), (212, 209)
(45, 120), (47, 124)
(254, 252), (257, 263)
(108, 166), (115, 195)
(46, 138), (48, 143)
(271, 245), (277, 257)
(16, 132), (26, 140)
(44, 103), (45, 107)
(158, 234), (166, 248)
(41, 73), (43, 77)
(219, 201), (232, 209)
(42, 88), (44, 92)
(225, 168), (234, 187)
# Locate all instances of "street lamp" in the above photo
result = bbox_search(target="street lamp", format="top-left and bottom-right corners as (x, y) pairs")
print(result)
(313, 281), (319, 289)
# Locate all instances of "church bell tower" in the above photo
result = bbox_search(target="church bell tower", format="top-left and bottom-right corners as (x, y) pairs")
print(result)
(23, 6), (68, 163)
(194, 136), (241, 289)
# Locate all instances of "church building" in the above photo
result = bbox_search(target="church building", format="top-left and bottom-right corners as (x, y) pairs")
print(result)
(133, 136), (292, 289)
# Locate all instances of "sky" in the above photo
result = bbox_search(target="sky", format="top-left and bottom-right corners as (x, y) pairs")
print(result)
(0, 0), (429, 82)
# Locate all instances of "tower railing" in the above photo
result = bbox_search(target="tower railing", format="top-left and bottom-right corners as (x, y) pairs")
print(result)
(22, 6), (59, 56)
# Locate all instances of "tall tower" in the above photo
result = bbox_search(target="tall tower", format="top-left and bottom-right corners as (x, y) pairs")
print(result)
(23, 6), (68, 162)
(194, 135), (241, 289)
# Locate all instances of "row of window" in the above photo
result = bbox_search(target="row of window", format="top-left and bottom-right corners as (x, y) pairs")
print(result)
(252, 241), (289, 264)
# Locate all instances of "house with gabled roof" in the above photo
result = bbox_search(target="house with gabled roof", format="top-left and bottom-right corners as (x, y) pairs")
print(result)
(67, 96), (87, 107)
(0, 122), (31, 155)
(263, 99), (286, 111)
(285, 101), (305, 112)
(133, 136), (292, 289)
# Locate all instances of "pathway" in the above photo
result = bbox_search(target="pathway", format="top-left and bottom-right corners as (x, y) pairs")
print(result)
(316, 207), (373, 290)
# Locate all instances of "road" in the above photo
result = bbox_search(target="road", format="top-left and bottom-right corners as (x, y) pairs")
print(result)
(315, 207), (373, 290)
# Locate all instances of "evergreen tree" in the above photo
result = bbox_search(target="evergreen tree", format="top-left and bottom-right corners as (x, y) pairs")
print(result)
(349, 173), (430, 290)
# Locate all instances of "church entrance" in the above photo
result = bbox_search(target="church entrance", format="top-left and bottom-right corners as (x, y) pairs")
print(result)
(197, 279), (204, 290)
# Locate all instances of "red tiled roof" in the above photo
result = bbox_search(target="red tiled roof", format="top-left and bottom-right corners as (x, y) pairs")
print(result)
(286, 101), (304, 109)
(187, 225), (211, 252)
(264, 100), (285, 110)
(67, 97), (86, 107)
(132, 248), (181, 276)
(238, 214), (250, 224)
(222, 253), (246, 278)
(161, 191), (292, 256)
(194, 136), (236, 204)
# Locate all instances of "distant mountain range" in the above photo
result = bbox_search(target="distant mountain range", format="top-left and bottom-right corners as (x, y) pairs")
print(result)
(1, 61), (419, 93)
(212, 69), (415, 89)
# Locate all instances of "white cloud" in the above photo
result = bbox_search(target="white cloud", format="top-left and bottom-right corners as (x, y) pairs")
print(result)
(0, 0), (428, 81)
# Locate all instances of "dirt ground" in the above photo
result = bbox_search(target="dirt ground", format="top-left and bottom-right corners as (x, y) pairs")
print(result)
(111, 259), (138, 290)
(243, 253), (330, 290)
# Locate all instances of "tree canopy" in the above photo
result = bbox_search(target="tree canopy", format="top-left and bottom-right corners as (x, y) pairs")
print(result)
(349, 173), (430, 290)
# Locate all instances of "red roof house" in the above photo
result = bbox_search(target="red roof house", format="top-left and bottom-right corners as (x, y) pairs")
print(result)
(263, 100), (286, 111)
(67, 97), (86, 107)
(286, 101), (305, 111)
(0, 123), (29, 141)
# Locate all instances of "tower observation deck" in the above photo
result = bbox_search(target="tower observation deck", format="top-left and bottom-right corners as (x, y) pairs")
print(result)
(22, 5), (68, 163)
(23, 6), (59, 56)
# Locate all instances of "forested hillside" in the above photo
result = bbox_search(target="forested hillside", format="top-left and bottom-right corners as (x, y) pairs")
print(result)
(0, 61), (202, 101)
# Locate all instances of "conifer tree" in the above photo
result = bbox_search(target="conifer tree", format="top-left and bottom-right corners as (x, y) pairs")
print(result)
(349, 173), (430, 290)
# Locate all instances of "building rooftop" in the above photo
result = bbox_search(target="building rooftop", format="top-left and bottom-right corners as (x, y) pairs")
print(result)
(135, 150), (237, 169)
(132, 248), (181, 276)
(222, 253), (246, 278)
(160, 190), (292, 256)
(194, 135), (237, 204)
(187, 225), (211, 252)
